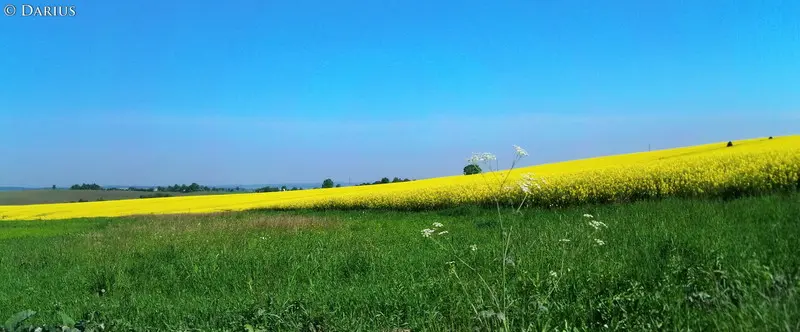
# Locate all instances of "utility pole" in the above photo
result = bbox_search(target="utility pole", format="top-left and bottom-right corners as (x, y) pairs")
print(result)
(648, 144), (651, 152)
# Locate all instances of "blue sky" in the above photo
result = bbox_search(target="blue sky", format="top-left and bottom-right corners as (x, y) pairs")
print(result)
(0, 0), (798, 187)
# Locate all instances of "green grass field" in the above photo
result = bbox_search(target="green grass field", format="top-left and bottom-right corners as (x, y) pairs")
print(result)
(0, 190), (232, 206)
(1, 193), (798, 331)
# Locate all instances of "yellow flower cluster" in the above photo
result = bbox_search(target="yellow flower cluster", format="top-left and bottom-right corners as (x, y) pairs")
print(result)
(1, 136), (797, 220)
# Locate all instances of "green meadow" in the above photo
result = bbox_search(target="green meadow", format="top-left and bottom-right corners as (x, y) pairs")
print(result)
(1, 193), (798, 331)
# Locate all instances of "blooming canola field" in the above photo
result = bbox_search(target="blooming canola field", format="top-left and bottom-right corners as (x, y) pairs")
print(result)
(1, 136), (798, 221)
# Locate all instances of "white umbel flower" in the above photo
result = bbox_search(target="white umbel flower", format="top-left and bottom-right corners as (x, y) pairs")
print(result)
(513, 145), (529, 157)
(589, 220), (608, 230)
(467, 152), (498, 165)
(519, 182), (531, 194)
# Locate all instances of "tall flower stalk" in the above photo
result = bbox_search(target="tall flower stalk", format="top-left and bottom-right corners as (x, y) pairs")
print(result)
(424, 144), (545, 331)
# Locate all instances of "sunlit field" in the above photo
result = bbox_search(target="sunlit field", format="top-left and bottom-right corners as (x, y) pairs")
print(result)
(2, 136), (799, 331)
(1, 136), (798, 221)
(2, 194), (799, 330)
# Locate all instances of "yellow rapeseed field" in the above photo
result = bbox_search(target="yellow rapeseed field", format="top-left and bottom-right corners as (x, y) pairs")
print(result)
(1, 136), (798, 221)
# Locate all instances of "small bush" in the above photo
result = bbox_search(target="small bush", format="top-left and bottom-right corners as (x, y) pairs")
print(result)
(769, 136), (773, 139)
(726, 141), (734, 147)
(140, 193), (173, 199)
(463, 164), (482, 175)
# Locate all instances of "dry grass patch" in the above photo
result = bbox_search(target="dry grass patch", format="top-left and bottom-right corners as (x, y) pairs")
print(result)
(76, 212), (343, 251)
(108, 212), (341, 237)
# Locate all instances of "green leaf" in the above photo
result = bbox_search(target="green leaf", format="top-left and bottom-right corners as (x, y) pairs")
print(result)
(4, 310), (36, 331)
(244, 324), (255, 332)
(58, 311), (76, 328)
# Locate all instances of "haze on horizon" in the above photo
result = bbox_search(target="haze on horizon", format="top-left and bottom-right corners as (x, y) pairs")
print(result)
(1, 1), (798, 187)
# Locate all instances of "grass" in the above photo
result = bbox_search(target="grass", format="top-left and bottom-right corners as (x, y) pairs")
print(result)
(0, 189), (232, 206)
(1, 193), (798, 331)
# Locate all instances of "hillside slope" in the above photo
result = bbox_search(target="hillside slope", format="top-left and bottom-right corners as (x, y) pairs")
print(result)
(1, 136), (797, 221)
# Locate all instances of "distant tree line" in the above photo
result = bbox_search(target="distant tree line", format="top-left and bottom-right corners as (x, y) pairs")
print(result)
(69, 177), (415, 194)
(307, 177), (414, 189)
(150, 183), (237, 193)
(254, 185), (303, 192)
(139, 193), (174, 199)
(355, 177), (412, 186)
(69, 182), (245, 193)
(69, 183), (103, 190)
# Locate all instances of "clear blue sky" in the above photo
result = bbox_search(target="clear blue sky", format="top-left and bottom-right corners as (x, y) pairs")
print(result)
(1, 0), (798, 187)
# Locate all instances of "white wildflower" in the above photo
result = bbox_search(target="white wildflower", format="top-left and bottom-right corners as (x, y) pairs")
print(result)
(513, 145), (529, 157)
(559, 238), (571, 242)
(589, 220), (608, 230)
(594, 238), (606, 246)
(549, 271), (558, 278)
(421, 229), (435, 238)
(438, 230), (449, 235)
(467, 152), (497, 165)
(519, 182), (531, 194)
(518, 172), (545, 194)
(469, 244), (478, 251)
(432, 222), (444, 228)
(583, 214), (594, 218)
